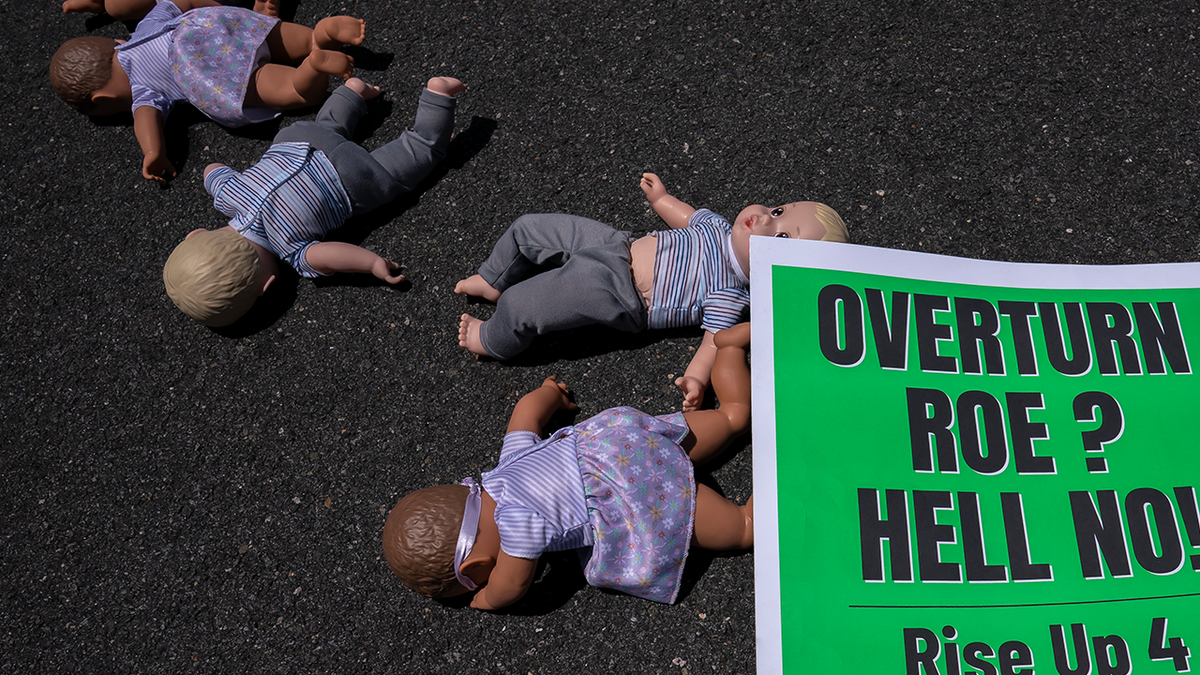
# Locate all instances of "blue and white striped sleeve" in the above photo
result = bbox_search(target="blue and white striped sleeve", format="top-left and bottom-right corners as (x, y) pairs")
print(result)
(700, 287), (750, 333)
(204, 166), (242, 217)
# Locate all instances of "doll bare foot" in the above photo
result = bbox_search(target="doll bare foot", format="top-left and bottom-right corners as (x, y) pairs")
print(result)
(427, 77), (466, 98)
(458, 314), (490, 356)
(345, 77), (381, 101)
(253, 0), (280, 17)
(454, 275), (501, 302)
(62, 0), (104, 13)
(312, 16), (366, 50)
(306, 49), (355, 79)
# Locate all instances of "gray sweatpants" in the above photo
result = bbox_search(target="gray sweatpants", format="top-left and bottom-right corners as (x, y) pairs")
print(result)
(477, 214), (648, 360)
(273, 85), (456, 215)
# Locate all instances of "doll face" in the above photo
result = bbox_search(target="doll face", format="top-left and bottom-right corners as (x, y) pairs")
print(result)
(733, 201), (829, 241)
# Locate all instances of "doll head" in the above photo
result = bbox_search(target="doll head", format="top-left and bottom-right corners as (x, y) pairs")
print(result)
(163, 229), (264, 327)
(383, 484), (469, 598)
(729, 201), (849, 274)
(49, 37), (118, 114)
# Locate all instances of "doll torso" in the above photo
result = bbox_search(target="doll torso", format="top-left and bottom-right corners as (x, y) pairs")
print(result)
(637, 209), (750, 333)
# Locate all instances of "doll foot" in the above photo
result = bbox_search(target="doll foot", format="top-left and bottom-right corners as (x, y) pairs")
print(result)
(714, 322), (750, 349)
(454, 275), (500, 302)
(345, 77), (381, 101)
(312, 16), (366, 49)
(427, 77), (466, 98)
(458, 314), (489, 356)
(306, 49), (355, 79)
(252, 0), (280, 18)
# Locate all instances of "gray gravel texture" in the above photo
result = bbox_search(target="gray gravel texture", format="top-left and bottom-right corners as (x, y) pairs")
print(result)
(3, 0), (1198, 673)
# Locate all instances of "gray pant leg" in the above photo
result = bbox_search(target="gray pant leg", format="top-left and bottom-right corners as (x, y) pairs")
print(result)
(476, 214), (646, 359)
(273, 86), (365, 149)
(274, 87), (456, 215)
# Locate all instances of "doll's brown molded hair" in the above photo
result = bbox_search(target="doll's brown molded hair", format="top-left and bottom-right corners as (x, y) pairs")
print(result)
(383, 484), (468, 598)
(163, 230), (262, 327)
(813, 203), (850, 243)
(49, 36), (118, 114)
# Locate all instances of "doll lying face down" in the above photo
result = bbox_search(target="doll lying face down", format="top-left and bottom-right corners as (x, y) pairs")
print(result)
(163, 76), (465, 327)
(50, 0), (365, 182)
(384, 324), (755, 609)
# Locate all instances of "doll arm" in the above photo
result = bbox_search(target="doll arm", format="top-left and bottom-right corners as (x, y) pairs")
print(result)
(640, 173), (696, 230)
(469, 551), (538, 611)
(506, 377), (577, 435)
(675, 330), (718, 412)
(303, 242), (404, 283)
(133, 106), (176, 183)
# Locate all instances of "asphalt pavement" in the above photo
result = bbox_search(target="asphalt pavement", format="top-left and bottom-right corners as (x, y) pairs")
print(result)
(3, 0), (1197, 672)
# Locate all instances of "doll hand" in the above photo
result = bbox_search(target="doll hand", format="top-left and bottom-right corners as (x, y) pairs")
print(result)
(640, 172), (668, 203)
(143, 154), (177, 183)
(541, 376), (578, 412)
(371, 257), (405, 284)
(675, 375), (707, 413)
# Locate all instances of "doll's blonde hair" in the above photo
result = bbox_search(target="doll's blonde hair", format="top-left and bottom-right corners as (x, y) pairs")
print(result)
(383, 484), (469, 598)
(813, 202), (850, 243)
(163, 230), (262, 327)
(49, 37), (118, 114)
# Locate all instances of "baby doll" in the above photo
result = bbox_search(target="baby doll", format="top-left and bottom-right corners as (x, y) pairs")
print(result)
(62, 0), (278, 21)
(455, 173), (849, 411)
(384, 323), (754, 609)
(49, 0), (364, 182)
(162, 75), (465, 327)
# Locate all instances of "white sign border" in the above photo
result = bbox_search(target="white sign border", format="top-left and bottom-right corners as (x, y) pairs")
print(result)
(749, 237), (1200, 675)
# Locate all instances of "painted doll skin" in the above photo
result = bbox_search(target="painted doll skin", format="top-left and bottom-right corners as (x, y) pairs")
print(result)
(455, 172), (849, 411)
(384, 323), (755, 609)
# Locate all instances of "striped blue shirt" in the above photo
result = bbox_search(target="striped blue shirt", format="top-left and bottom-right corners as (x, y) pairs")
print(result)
(115, 1), (185, 118)
(481, 428), (593, 560)
(647, 208), (750, 333)
(204, 142), (353, 278)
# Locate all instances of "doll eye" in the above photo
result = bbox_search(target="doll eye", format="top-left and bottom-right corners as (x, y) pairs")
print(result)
(771, 207), (785, 217)
(773, 232), (789, 238)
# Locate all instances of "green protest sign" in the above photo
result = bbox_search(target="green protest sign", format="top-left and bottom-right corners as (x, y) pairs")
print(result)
(750, 239), (1200, 675)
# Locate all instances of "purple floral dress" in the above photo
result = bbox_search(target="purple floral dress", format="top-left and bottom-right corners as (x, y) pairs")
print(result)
(575, 407), (695, 603)
(172, 7), (279, 127)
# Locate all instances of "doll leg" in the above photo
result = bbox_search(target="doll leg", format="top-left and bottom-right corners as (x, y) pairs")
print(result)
(263, 17), (364, 64)
(364, 85), (459, 196)
(680, 323), (751, 465)
(245, 52), (353, 110)
(294, 83), (457, 215)
(310, 16), (366, 50)
(476, 214), (629, 293)
(474, 258), (646, 359)
(692, 485), (753, 550)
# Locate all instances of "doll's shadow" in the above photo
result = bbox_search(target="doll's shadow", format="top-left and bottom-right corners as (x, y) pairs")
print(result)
(488, 324), (707, 368)
(437, 551), (589, 615)
(317, 115), (499, 264)
(208, 267), (300, 338)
